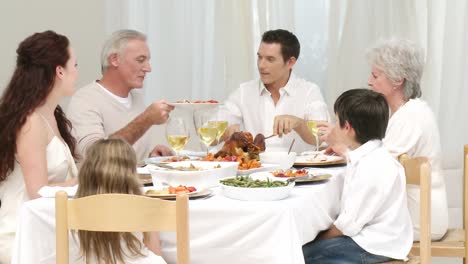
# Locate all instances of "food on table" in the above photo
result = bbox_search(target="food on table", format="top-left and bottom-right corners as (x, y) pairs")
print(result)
(161, 156), (191, 162)
(145, 185), (197, 195)
(215, 132), (266, 160)
(175, 99), (219, 103)
(220, 175), (288, 188)
(271, 169), (308, 178)
(202, 153), (261, 170)
(307, 152), (328, 162)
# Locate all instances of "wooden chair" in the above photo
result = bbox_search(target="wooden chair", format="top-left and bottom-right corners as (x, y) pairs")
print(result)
(410, 145), (468, 262)
(384, 155), (432, 264)
(55, 191), (190, 264)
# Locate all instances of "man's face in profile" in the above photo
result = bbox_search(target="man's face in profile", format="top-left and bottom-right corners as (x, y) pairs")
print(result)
(117, 39), (152, 89)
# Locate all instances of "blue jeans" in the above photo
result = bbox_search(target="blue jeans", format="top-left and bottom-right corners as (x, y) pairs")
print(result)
(302, 236), (393, 264)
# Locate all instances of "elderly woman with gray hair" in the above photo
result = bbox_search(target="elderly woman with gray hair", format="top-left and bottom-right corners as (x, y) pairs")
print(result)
(367, 38), (448, 241)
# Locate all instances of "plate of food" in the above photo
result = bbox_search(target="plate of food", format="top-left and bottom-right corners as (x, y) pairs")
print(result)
(236, 163), (280, 175)
(169, 100), (221, 111)
(219, 175), (294, 201)
(144, 185), (213, 200)
(267, 169), (332, 184)
(294, 152), (346, 166)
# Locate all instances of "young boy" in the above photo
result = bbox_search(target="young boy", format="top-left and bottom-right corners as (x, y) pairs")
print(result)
(303, 89), (412, 263)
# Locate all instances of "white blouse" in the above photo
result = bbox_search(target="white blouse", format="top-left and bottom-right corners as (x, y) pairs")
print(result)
(383, 98), (448, 240)
(334, 140), (413, 260)
(220, 73), (328, 153)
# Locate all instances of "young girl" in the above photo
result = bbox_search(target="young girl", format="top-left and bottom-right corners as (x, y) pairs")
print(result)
(74, 138), (166, 264)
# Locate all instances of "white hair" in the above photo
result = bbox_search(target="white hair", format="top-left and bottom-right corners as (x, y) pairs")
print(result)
(367, 38), (425, 100)
(100, 29), (147, 74)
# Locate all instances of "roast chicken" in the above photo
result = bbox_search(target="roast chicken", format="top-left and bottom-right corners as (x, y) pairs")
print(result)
(215, 132), (266, 160)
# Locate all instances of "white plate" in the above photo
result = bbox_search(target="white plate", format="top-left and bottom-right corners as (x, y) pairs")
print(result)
(169, 102), (221, 111)
(294, 155), (345, 166)
(237, 163), (281, 175)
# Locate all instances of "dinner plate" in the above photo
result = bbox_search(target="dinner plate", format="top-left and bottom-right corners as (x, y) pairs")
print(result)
(144, 188), (213, 200)
(294, 155), (346, 166)
(293, 173), (332, 183)
(255, 170), (332, 184)
(237, 163), (280, 175)
(169, 102), (221, 111)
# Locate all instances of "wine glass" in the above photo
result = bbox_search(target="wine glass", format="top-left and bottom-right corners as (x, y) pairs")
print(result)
(207, 107), (229, 144)
(304, 102), (329, 152)
(165, 117), (190, 157)
(194, 110), (219, 154)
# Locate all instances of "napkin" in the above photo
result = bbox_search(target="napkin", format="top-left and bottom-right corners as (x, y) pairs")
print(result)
(38, 185), (78, 198)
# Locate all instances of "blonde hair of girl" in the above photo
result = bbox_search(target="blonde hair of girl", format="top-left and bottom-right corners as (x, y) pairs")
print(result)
(75, 138), (144, 264)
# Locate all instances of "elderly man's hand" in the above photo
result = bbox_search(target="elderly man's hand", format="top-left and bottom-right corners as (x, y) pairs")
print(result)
(149, 144), (174, 157)
(273, 115), (302, 137)
(146, 100), (175, 125)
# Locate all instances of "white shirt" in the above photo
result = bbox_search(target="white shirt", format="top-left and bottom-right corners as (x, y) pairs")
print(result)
(384, 98), (448, 240)
(334, 140), (413, 260)
(220, 73), (328, 153)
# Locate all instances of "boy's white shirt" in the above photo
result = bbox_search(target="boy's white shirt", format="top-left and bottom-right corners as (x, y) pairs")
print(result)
(334, 139), (413, 260)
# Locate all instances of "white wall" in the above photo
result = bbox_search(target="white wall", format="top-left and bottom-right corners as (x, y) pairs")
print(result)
(0, 0), (106, 104)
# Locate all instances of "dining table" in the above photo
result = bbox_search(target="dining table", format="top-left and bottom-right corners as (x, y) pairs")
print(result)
(11, 166), (345, 264)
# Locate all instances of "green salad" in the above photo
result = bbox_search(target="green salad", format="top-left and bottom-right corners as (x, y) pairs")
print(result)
(220, 175), (288, 188)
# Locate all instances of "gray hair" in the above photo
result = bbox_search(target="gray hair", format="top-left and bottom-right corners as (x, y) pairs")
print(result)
(367, 38), (424, 100)
(100, 29), (147, 74)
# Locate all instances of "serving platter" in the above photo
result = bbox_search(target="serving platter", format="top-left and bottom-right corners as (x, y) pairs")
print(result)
(169, 102), (221, 111)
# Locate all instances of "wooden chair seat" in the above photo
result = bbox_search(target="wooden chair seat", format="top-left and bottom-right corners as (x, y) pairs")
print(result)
(410, 228), (466, 257)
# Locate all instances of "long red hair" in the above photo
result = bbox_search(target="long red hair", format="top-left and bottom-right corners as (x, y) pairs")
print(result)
(0, 30), (78, 182)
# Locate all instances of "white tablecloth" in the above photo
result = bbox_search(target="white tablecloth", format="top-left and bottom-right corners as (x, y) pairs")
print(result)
(11, 167), (344, 264)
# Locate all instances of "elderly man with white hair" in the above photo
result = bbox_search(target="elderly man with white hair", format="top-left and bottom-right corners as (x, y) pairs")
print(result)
(67, 29), (174, 162)
(367, 38), (448, 241)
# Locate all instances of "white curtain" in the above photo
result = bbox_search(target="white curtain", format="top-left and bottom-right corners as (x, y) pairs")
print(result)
(104, 0), (329, 102)
(104, 0), (468, 161)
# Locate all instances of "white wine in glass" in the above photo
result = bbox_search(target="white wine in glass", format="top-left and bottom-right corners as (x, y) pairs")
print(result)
(207, 120), (228, 141)
(305, 102), (329, 152)
(166, 135), (189, 151)
(165, 117), (190, 156)
(197, 126), (218, 147)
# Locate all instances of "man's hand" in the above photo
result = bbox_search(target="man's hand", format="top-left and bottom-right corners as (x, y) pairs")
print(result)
(273, 115), (303, 137)
(149, 145), (174, 157)
(145, 100), (175, 125)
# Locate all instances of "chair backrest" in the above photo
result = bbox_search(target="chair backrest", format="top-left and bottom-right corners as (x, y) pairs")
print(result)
(55, 192), (189, 264)
(398, 154), (431, 264)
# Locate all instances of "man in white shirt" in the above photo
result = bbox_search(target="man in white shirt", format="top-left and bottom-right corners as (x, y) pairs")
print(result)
(67, 30), (174, 162)
(220, 29), (328, 153)
(303, 89), (412, 263)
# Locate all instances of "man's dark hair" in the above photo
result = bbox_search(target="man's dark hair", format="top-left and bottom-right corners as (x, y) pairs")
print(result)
(261, 29), (300, 62)
(334, 89), (389, 144)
